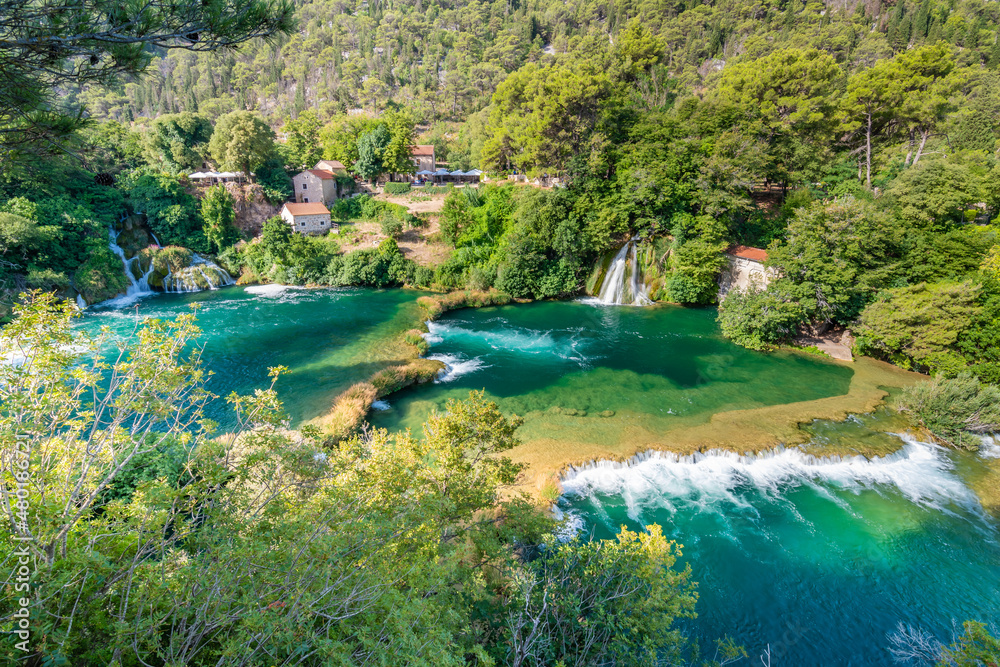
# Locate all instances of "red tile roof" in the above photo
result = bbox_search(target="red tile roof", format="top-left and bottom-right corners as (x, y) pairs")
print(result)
(727, 245), (768, 262)
(410, 144), (434, 156)
(306, 169), (335, 180)
(283, 202), (330, 216)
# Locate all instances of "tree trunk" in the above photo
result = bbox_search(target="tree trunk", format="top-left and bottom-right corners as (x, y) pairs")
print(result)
(865, 111), (873, 188)
(904, 128), (915, 166)
(912, 128), (930, 165)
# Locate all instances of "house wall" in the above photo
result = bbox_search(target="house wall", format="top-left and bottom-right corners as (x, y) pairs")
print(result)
(718, 256), (775, 299)
(292, 172), (338, 205)
(412, 153), (434, 172)
(281, 210), (334, 234)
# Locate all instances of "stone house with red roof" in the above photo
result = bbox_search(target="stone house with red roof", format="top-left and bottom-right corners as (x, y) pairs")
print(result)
(409, 145), (435, 172)
(291, 161), (352, 205)
(718, 245), (775, 298)
(280, 202), (336, 234)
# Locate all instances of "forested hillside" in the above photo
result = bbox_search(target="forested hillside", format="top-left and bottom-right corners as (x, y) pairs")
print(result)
(85, 0), (1000, 124)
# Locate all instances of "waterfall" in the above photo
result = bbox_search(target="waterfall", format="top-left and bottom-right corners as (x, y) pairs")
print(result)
(163, 254), (234, 293)
(109, 228), (156, 302)
(596, 237), (652, 306)
(108, 225), (234, 302)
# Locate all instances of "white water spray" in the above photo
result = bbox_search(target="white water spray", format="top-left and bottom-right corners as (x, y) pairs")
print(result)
(559, 435), (980, 521)
(108, 228), (156, 304)
(429, 353), (488, 383)
(596, 237), (652, 306)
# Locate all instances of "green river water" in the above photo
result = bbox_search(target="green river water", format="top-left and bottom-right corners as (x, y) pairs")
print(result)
(84, 286), (1000, 665)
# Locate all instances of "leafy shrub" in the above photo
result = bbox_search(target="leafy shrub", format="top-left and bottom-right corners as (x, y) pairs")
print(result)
(332, 196), (365, 220)
(26, 268), (70, 291)
(717, 287), (805, 351)
(360, 195), (380, 219)
(97, 436), (190, 504)
(853, 281), (981, 373)
(74, 245), (128, 304)
(146, 246), (193, 275)
(123, 171), (207, 250)
(328, 239), (413, 287)
(413, 266), (434, 287)
(254, 159), (293, 204)
(384, 182), (411, 195)
(898, 372), (1000, 449)
(380, 214), (404, 238)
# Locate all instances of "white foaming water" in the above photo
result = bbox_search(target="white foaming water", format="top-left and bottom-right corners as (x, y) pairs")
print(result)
(560, 436), (979, 522)
(244, 284), (302, 296)
(422, 323), (443, 345)
(594, 236), (652, 306)
(106, 228), (156, 307)
(426, 320), (559, 353)
(371, 400), (391, 411)
(980, 434), (1000, 459)
(75, 294), (87, 310)
(429, 353), (488, 383)
(425, 320), (588, 363)
(551, 507), (587, 542)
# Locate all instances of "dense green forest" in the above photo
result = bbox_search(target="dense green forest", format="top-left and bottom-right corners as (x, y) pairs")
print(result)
(83, 0), (1000, 125)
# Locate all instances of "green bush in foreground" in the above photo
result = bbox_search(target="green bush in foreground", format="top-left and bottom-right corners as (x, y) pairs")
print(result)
(0, 293), (710, 666)
(898, 372), (1000, 449)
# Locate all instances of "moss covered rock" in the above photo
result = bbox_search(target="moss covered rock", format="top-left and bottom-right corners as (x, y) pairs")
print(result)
(74, 246), (128, 304)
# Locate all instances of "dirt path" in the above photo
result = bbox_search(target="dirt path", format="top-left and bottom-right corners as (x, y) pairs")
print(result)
(383, 192), (448, 214)
(794, 331), (854, 361)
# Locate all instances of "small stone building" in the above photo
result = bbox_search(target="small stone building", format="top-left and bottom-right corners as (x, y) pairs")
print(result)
(718, 245), (774, 299)
(280, 202), (337, 234)
(410, 145), (435, 172)
(292, 169), (339, 205)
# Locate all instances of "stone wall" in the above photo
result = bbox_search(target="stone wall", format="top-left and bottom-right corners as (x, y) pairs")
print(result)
(282, 211), (332, 233)
(718, 256), (775, 299)
(292, 171), (337, 205)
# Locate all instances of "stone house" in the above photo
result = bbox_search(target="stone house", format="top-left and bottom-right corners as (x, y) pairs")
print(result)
(388, 145), (436, 182)
(280, 202), (337, 234)
(292, 169), (338, 205)
(315, 159), (348, 173)
(410, 145), (435, 172)
(292, 161), (353, 204)
(718, 245), (774, 299)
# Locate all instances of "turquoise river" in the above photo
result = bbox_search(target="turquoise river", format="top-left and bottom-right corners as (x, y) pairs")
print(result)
(83, 286), (1000, 665)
